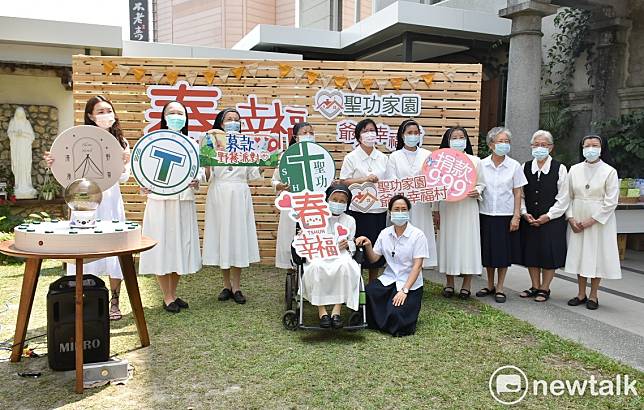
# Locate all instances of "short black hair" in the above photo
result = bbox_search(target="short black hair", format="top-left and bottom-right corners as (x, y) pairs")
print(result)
(213, 108), (240, 131)
(439, 127), (474, 155)
(579, 135), (615, 168)
(388, 194), (412, 211)
(395, 119), (421, 150)
(354, 118), (378, 143)
(290, 121), (313, 146)
(160, 100), (190, 136)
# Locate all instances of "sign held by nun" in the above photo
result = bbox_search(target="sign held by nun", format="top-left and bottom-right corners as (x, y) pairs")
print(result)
(279, 142), (335, 193)
(131, 130), (200, 195)
(421, 148), (476, 202)
(199, 131), (284, 167)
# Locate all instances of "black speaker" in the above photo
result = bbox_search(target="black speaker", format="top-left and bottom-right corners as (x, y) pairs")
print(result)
(47, 274), (110, 371)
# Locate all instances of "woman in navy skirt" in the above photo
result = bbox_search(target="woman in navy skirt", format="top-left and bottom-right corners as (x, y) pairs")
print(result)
(340, 118), (389, 283)
(477, 127), (527, 303)
(518, 130), (570, 302)
(356, 195), (429, 337)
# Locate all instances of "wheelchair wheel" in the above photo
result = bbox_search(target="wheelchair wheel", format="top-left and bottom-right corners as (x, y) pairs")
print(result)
(348, 308), (364, 329)
(284, 274), (294, 311)
(282, 310), (299, 331)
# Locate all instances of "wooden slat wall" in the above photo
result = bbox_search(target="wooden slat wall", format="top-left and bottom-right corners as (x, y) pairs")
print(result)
(72, 56), (481, 265)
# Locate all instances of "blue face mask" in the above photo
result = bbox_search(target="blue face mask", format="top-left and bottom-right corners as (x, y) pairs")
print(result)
(583, 147), (601, 161)
(532, 147), (549, 161)
(165, 114), (186, 131)
(328, 201), (346, 215)
(224, 121), (241, 133)
(299, 134), (315, 143)
(390, 211), (410, 226)
(404, 134), (421, 147)
(449, 139), (467, 152)
(494, 142), (511, 156)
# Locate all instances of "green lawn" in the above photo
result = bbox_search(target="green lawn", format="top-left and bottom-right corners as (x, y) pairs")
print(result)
(0, 261), (642, 409)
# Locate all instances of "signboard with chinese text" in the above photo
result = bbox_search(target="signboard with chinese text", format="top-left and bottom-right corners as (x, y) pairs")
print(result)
(278, 142), (335, 192)
(199, 132), (283, 166)
(129, 0), (149, 41)
(349, 175), (448, 213)
(421, 148), (476, 202)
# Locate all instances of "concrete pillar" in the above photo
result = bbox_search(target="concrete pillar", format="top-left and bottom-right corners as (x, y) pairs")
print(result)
(499, 0), (558, 163)
(589, 9), (631, 127)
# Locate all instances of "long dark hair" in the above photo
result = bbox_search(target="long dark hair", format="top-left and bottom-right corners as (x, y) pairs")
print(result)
(395, 119), (421, 150)
(159, 101), (189, 136)
(354, 118), (377, 143)
(439, 127), (474, 155)
(579, 135), (615, 167)
(213, 108), (240, 131)
(84, 95), (127, 148)
(290, 121), (313, 146)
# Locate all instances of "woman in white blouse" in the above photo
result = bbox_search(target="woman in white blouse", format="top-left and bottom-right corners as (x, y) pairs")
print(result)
(386, 119), (437, 269)
(340, 118), (389, 283)
(202, 108), (261, 305)
(356, 195), (429, 337)
(477, 127), (527, 303)
(565, 135), (621, 310)
(518, 130), (570, 303)
(433, 127), (485, 299)
(139, 101), (202, 313)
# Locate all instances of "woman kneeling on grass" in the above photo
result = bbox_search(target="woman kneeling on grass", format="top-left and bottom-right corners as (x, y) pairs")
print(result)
(356, 195), (429, 337)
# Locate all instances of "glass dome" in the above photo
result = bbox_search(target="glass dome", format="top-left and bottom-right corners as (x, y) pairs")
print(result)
(64, 178), (103, 211)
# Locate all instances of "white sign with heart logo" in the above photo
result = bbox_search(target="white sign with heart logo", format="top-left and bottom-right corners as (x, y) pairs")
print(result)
(349, 182), (383, 213)
(314, 89), (344, 120)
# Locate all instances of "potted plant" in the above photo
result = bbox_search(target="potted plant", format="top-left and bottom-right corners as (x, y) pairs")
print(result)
(39, 172), (61, 201)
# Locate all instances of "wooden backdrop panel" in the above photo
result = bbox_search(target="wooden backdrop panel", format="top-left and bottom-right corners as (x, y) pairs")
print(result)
(72, 56), (481, 264)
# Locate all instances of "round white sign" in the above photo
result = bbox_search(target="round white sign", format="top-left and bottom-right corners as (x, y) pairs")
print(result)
(50, 125), (125, 192)
(131, 130), (200, 196)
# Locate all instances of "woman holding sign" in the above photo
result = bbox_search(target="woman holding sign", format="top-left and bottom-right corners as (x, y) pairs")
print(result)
(273, 122), (315, 271)
(203, 108), (261, 305)
(139, 101), (202, 313)
(340, 118), (388, 283)
(434, 127), (486, 299)
(477, 127), (527, 303)
(386, 119), (437, 269)
(44, 95), (130, 321)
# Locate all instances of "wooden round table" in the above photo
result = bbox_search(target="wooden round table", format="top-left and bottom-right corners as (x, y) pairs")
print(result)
(0, 237), (156, 393)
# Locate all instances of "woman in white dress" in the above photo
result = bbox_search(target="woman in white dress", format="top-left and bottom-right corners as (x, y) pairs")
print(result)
(433, 127), (485, 299)
(138, 101), (202, 313)
(272, 122), (315, 272)
(386, 119), (437, 269)
(339, 118), (389, 283)
(202, 108), (261, 304)
(44, 95), (130, 320)
(565, 135), (621, 310)
(300, 183), (362, 329)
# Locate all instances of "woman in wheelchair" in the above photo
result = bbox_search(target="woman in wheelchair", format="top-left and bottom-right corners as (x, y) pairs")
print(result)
(356, 195), (429, 337)
(299, 183), (362, 329)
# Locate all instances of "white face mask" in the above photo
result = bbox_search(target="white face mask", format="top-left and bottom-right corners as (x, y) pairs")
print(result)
(93, 113), (115, 129)
(361, 131), (377, 147)
(449, 139), (467, 152)
(583, 146), (601, 162)
(403, 134), (421, 147)
(299, 134), (315, 143)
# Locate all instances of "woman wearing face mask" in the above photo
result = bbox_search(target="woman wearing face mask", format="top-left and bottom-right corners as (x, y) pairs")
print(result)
(339, 118), (388, 283)
(386, 119), (437, 270)
(356, 195), (428, 337)
(202, 108), (261, 305)
(517, 130), (570, 303)
(300, 183), (361, 328)
(564, 135), (620, 310)
(476, 127), (527, 303)
(138, 101), (203, 313)
(43, 95), (130, 321)
(434, 127), (486, 299)
(272, 122), (315, 273)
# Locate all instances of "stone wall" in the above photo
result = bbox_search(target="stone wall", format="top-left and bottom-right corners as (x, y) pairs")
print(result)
(0, 103), (58, 195)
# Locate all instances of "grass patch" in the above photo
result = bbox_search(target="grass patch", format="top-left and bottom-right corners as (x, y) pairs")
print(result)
(0, 262), (642, 409)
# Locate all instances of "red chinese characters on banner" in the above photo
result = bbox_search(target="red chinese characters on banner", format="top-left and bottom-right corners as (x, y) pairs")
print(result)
(376, 175), (447, 208)
(144, 81), (222, 140)
(274, 190), (347, 260)
(421, 148), (476, 201)
(335, 119), (424, 152)
(236, 95), (308, 143)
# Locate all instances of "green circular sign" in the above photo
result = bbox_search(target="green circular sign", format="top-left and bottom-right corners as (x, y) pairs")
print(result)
(278, 142), (335, 192)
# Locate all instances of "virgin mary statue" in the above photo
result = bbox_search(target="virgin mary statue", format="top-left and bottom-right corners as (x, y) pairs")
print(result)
(8, 107), (38, 199)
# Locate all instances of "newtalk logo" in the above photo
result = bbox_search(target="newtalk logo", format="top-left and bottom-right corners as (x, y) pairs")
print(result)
(489, 365), (639, 405)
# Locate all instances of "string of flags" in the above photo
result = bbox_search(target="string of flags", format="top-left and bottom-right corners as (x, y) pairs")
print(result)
(101, 61), (456, 91)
